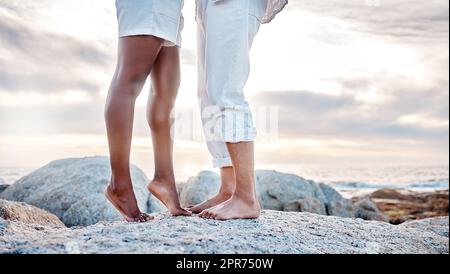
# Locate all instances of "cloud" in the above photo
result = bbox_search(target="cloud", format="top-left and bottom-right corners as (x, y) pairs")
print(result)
(0, 0), (448, 165)
(251, 87), (448, 142)
(287, 0), (449, 40)
(0, 15), (112, 95)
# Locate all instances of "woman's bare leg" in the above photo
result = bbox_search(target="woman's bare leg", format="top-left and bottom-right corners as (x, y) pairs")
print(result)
(199, 142), (260, 220)
(104, 35), (163, 222)
(146, 46), (191, 216)
(189, 167), (235, 213)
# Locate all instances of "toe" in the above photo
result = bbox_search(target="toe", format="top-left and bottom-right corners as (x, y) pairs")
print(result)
(205, 210), (213, 219)
(202, 211), (210, 218)
(182, 209), (192, 216)
(198, 210), (207, 218)
(138, 213), (153, 222)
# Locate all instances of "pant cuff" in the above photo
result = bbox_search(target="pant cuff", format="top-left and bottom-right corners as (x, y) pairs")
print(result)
(222, 128), (257, 143)
(213, 157), (233, 168)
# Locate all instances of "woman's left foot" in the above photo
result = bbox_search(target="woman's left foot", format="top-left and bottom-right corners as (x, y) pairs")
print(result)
(148, 179), (192, 216)
(199, 195), (261, 220)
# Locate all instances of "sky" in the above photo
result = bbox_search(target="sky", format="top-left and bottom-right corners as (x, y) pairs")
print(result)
(0, 0), (448, 179)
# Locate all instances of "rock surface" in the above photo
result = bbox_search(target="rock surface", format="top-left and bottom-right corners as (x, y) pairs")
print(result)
(0, 199), (65, 228)
(319, 183), (354, 217)
(0, 157), (152, 227)
(256, 170), (327, 211)
(0, 183), (8, 195)
(180, 171), (220, 207)
(353, 197), (389, 222)
(367, 189), (449, 224)
(0, 211), (447, 254)
(181, 170), (358, 219)
(400, 216), (449, 238)
(283, 198), (327, 215)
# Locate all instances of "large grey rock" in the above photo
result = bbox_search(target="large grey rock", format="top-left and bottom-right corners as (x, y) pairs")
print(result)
(354, 197), (389, 222)
(283, 198), (327, 215)
(181, 170), (357, 219)
(176, 183), (187, 195)
(148, 195), (166, 213)
(319, 183), (354, 217)
(400, 217), (449, 238)
(0, 211), (447, 254)
(179, 171), (220, 207)
(256, 170), (324, 211)
(255, 170), (354, 218)
(0, 217), (7, 231)
(0, 199), (65, 228)
(0, 183), (8, 195)
(0, 157), (151, 227)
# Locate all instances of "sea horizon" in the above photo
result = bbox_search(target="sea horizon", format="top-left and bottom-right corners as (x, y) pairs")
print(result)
(1, 160), (448, 198)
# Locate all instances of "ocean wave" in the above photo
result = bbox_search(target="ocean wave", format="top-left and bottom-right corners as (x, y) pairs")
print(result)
(329, 179), (449, 190)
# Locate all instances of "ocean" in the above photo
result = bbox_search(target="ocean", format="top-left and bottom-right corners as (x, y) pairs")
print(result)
(0, 164), (448, 198)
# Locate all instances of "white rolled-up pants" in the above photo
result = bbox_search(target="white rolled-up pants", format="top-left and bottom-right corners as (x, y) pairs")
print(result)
(197, 0), (268, 168)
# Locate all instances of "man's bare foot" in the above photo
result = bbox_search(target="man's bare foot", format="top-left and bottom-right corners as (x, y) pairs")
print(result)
(199, 195), (261, 221)
(188, 191), (233, 214)
(148, 179), (191, 216)
(105, 184), (153, 222)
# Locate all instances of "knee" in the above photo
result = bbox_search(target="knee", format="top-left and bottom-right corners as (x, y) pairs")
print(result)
(147, 108), (172, 130)
(113, 68), (149, 98)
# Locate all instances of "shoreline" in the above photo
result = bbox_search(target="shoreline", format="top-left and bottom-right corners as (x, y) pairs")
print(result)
(0, 160), (448, 226)
(352, 188), (449, 224)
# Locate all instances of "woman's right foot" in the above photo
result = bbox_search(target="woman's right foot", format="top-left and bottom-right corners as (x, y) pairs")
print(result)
(188, 191), (233, 214)
(105, 184), (153, 222)
(148, 179), (192, 216)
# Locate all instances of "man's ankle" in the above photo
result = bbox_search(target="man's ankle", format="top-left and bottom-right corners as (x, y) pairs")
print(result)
(218, 187), (234, 199)
(233, 190), (258, 204)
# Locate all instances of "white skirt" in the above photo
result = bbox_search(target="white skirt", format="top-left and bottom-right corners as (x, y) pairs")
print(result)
(116, 0), (184, 47)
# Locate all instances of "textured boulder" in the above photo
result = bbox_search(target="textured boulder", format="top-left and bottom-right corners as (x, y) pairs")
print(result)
(148, 195), (166, 213)
(400, 217), (449, 238)
(0, 199), (65, 228)
(319, 183), (354, 217)
(176, 183), (187, 195)
(370, 188), (416, 201)
(256, 170), (327, 211)
(179, 171), (220, 207)
(0, 157), (151, 227)
(0, 183), (8, 195)
(0, 211), (447, 254)
(283, 198), (327, 215)
(369, 189), (449, 224)
(181, 170), (357, 218)
(353, 197), (389, 222)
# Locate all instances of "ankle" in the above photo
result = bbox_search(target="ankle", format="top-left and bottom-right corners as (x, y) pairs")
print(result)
(218, 188), (234, 199)
(107, 183), (132, 196)
(233, 190), (259, 204)
(152, 173), (175, 184)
